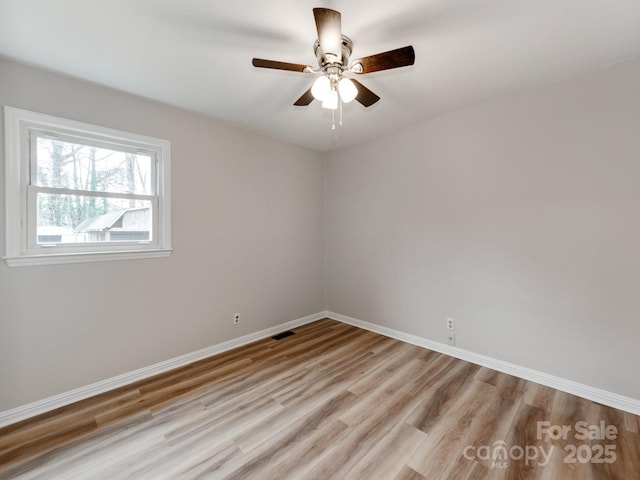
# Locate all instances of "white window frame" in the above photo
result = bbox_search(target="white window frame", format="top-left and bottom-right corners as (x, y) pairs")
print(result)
(4, 106), (172, 266)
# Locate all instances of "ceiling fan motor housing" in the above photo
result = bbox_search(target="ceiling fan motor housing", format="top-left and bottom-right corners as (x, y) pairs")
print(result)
(314, 35), (353, 70)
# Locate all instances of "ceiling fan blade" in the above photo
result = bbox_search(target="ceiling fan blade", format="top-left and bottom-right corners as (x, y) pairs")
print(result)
(252, 58), (312, 73)
(313, 8), (342, 63)
(293, 88), (315, 106)
(352, 46), (415, 74)
(351, 79), (380, 107)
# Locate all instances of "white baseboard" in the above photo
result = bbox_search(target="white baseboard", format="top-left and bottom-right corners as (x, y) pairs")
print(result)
(3, 309), (638, 428)
(0, 311), (329, 428)
(328, 311), (640, 416)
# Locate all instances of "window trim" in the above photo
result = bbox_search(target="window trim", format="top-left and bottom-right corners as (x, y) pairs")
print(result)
(4, 106), (172, 266)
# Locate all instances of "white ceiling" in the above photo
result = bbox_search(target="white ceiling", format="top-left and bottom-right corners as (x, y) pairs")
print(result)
(1, 1), (639, 151)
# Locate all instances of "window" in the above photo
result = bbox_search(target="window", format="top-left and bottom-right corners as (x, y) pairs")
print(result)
(4, 106), (171, 266)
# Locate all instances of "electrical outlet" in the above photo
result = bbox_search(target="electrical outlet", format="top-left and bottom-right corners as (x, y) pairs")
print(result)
(447, 332), (456, 346)
(233, 313), (240, 325)
(446, 317), (455, 331)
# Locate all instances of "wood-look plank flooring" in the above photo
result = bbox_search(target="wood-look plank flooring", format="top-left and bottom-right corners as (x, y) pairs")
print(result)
(1, 319), (638, 479)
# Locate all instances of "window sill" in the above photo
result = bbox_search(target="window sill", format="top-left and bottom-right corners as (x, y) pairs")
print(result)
(4, 249), (172, 267)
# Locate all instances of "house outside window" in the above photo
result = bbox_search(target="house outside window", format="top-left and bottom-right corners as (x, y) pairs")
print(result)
(4, 106), (171, 266)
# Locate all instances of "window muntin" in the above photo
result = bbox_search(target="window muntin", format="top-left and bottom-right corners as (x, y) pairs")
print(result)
(4, 106), (171, 266)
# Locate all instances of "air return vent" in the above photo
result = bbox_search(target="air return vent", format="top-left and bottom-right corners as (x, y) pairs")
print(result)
(271, 330), (295, 341)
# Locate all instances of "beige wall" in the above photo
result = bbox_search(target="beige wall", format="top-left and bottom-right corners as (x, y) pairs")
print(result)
(326, 57), (640, 400)
(2, 55), (639, 413)
(0, 59), (326, 410)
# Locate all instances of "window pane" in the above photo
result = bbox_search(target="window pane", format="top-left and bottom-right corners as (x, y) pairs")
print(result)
(35, 136), (152, 195)
(36, 193), (152, 244)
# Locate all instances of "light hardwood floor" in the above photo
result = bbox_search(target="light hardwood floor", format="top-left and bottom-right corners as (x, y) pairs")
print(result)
(0, 319), (638, 479)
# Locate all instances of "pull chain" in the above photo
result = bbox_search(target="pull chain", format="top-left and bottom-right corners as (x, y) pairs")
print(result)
(331, 108), (335, 130)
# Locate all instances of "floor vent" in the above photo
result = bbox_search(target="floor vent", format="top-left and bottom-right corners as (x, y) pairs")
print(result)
(272, 330), (295, 341)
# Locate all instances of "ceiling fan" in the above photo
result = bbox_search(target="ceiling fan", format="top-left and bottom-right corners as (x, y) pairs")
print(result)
(252, 8), (415, 120)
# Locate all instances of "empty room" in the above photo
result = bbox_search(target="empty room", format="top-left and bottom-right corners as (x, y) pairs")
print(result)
(1, 1), (639, 479)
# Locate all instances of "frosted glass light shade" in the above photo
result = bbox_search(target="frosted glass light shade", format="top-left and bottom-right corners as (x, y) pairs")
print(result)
(311, 76), (331, 101)
(338, 78), (358, 103)
(322, 89), (338, 110)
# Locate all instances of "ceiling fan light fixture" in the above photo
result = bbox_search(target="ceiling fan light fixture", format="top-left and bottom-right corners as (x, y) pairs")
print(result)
(311, 75), (331, 101)
(322, 89), (338, 110)
(338, 77), (357, 103)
